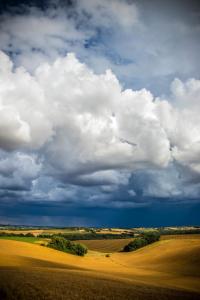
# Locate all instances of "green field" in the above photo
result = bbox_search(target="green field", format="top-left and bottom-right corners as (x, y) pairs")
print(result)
(0, 236), (44, 244)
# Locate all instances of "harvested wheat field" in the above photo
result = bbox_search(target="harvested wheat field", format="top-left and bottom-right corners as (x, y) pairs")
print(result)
(76, 238), (133, 252)
(0, 237), (200, 300)
(161, 234), (200, 240)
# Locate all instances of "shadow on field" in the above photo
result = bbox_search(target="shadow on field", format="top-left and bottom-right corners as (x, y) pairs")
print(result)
(0, 267), (200, 300)
(13, 255), (84, 270)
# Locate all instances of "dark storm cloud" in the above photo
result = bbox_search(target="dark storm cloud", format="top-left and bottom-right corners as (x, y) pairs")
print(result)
(0, 198), (200, 227)
(0, 0), (68, 13)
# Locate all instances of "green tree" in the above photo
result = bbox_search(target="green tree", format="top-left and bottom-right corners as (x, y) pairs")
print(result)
(47, 237), (88, 256)
(123, 238), (147, 252)
(142, 231), (160, 244)
(123, 231), (160, 252)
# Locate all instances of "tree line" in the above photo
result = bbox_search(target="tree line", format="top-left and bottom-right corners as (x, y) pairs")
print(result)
(0, 232), (35, 237)
(38, 232), (135, 240)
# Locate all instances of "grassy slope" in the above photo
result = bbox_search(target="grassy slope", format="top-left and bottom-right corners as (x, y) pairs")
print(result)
(0, 238), (200, 299)
(0, 236), (40, 243)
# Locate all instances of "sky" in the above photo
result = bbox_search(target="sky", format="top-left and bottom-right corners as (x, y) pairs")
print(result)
(0, 0), (200, 227)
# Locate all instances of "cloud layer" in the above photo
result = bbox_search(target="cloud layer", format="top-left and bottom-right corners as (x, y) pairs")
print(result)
(0, 50), (200, 207)
(0, 0), (199, 94)
(0, 0), (200, 221)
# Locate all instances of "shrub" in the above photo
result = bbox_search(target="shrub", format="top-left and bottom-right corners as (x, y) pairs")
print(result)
(72, 243), (88, 256)
(141, 231), (160, 244)
(123, 231), (160, 252)
(25, 233), (35, 237)
(47, 237), (88, 256)
(123, 238), (147, 252)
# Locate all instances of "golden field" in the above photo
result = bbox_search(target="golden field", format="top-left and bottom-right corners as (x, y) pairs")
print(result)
(0, 235), (200, 299)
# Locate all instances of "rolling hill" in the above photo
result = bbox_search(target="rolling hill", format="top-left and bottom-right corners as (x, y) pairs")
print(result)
(0, 237), (200, 299)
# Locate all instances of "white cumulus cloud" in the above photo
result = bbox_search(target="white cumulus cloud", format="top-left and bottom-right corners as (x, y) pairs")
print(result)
(0, 50), (200, 203)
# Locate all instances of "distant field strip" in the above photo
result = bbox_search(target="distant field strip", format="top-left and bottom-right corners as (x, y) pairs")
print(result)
(0, 236), (40, 243)
(0, 236), (49, 245)
(161, 234), (200, 240)
(0, 229), (86, 236)
(76, 238), (133, 252)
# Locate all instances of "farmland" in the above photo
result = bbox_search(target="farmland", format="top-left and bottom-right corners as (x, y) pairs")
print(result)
(0, 233), (200, 299)
(0, 228), (88, 236)
(0, 236), (49, 245)
(0, 236), (41, 243)
(161, 234), (200, 240)
(76, 238), (133, 252)
(77, 233), (200, 253)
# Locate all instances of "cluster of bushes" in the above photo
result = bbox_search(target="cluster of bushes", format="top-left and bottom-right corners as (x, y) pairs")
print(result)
(39, 232), (134, 240)
(123, 231), (160, 252)
(47, 236), (88, 256)
(0, 232), (34, 237)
